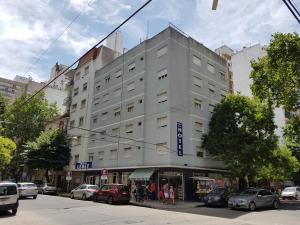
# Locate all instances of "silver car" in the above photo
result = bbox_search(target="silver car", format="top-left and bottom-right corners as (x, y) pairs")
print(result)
(70, 184), (98, 200)
(281, 187), (300, 200)
(17, 182), (38, 199)
(228, 189), (280, 211)
(41, 183), (57, 195)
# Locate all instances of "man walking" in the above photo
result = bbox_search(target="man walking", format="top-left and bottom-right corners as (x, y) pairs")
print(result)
(150, 181), (156, 200)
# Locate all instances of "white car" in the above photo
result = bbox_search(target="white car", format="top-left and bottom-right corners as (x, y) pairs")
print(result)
(281, 187), (300, 200)
(17, 182), (38, 199)
(0, 182), (19, 215)
(70, 184), (98, 200)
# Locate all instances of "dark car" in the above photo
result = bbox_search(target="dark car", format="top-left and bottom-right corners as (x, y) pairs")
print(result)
(93, 184), (130, 204)
(228, 188), (280, 211)
(204, 187), (230, 207)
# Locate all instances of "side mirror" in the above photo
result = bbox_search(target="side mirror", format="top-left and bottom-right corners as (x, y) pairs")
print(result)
(257, 194), (262, 198)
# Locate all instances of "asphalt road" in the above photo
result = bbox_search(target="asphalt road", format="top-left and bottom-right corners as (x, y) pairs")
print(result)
(0, 195), (299, 225)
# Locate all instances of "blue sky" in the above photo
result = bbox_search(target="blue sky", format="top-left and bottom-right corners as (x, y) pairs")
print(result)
(0, 0), (299, 82)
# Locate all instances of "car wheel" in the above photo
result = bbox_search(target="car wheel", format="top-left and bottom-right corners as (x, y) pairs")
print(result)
(249, 202), (256, 211)
(11, 209), (17, 215)
(70, 193), (74, 199)
(82, 194), (86, 201)
(107, 196), (114, 204)
(33, 195), (37, 199)
(273, 200), (279, 209)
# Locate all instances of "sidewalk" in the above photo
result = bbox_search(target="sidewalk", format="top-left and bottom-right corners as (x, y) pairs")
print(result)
(130, 200), (204, 209)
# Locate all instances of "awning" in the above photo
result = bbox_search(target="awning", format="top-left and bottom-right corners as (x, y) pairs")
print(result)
(190, 176), (215, 181)
(129, 168), (156, 181)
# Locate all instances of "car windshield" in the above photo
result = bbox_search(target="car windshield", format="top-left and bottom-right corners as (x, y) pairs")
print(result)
(47, 184), (55, 187)
(210, 188), (225, 194)
(240, 189), (258, 195)
(0, 185), (17, 195)
(87, 185), (98, 189)
(23, 184), (36, 188)
(284, 187), (296, 191)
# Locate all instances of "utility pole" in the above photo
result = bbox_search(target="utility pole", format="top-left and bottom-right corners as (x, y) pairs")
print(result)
(212, 0), (218, 10)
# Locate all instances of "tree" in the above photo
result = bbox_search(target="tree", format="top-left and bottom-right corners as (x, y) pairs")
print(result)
(2, 93), (58, 181)
(202, 94), (278, 189)
(250, 32), (300, 111)
(0, 136), (16, 171)
(25, 128), (71, 183)
(257, 145), (300, 181)
(284, 115), (300, 153)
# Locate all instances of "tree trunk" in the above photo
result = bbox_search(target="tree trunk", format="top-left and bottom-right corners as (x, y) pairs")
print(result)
(45, 169), (50, 183)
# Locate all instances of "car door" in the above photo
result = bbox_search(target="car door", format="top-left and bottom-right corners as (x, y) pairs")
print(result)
(262, 190), (274, 207)
(255, 190), (265, 208)
(73, 185), (82, 198)
(97, 185), (108, 201)
(78, 185), (86, 198)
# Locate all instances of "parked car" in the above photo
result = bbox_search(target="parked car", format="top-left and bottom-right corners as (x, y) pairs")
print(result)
(17, 182), (38, 199)
(41, 183), (57, 195)
(33, 180), (44, 194)
(228, 188), (280, 211)
(203, 187), (230, 207)
(93, 184), (130, 204)
(281, 187), (300, 200)
(70, 184), (98, 200)
(0, 182), (19, 215)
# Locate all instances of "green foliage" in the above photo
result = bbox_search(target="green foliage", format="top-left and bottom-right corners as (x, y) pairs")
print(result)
(0, 136), (16, 171)
(25, 128), (71, 172)
(250, 32), (300, 111)
(202, 94), (278, 178)
(257, 145), (300, 181)
(284, 115), (300, 152)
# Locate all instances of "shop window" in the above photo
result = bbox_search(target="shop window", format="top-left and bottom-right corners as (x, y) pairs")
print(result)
(121, 172), (130, 185)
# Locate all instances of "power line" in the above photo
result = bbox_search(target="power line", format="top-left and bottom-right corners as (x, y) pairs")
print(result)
(22, 0), (95, 78)
(283, 0), (300, 24)
(288, 0), (300, 17)
(19, 0), (153, 108)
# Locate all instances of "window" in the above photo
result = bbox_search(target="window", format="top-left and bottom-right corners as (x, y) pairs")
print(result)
(196, 147), (205, 158)
(71, 103), (77, 112)
(115, 70), (122, 78)
(123, 147), (132, 158)
(114, 108), (120, 117)
(209, 104), (215, 113)
(193, 55), (201, 66)
(103, 93), (109, 102)
(73, 87), (79, 96)
(94, 96), (100, 106)
(79, 117), (84, 126)
(99, 131), (106, 140)
(194, 98), (202, 110)
(112, 127), (120, 136)
(70, 120), (75, 128)
(207, 63), (215, 73)
(98, 151), (104, 160)
(110, 149), (117, 159)
(92, 116), (98, 124)
(81, 99), (86, 109)
(157, 116), (167, 128)
(105, 76), (110, 84)
(90, 133), (96, 142)
(127, 82), (135, 92)
(157, 91), (167, 103)
(128, 62), (135, 72)
(220, 71), (226, 80)
(127, 103), (134, 112)
(83, 82), (88, 91)
(157, 68), (168, 80)
(102, 112), (108, 120)
(74, 154), (79, 164)
(84, 66), (89, 75)
(156, 142), (168, 154)
(195, 121), (204, 133)
(114, 88), (122, 97)
(157, 46), (167, 57)
(193, 76), (203, 87)
(220, 89), (227, 98)
(208, 83), (215, 95)
(88, 153), (94, 162)
(75, 72), (80, 80)
(74, 136), (81, 146)
(125, 124), (133, 134)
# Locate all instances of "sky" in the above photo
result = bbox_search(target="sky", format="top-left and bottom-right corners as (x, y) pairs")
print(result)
(0, 0), (299, 82)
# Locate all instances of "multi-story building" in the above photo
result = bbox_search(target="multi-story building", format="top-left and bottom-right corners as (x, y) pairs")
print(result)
(0, 77), (27, 101)
(71, 27), (229, 200)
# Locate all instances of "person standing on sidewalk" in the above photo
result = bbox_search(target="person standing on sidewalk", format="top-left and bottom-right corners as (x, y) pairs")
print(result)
(150, 181), (156, 200)
(169, 186), (175, 205)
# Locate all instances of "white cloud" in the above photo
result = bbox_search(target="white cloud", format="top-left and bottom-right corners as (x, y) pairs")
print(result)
(68, 0), (97, 12)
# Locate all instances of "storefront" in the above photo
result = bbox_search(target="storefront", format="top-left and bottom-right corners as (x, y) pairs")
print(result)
(158, 171), (184, 200)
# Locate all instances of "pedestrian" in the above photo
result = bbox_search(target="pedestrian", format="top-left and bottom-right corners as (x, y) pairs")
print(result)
(169, 186), (175, 205)
(163, 186), (169, 204)
(159, 187), (164, 203)
(150, 181), (156, 200)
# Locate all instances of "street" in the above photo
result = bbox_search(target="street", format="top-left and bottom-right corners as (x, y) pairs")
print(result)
(0, 195), (299, 225)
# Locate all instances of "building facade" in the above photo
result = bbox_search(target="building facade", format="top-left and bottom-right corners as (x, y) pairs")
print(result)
(71, 27), (230, 200)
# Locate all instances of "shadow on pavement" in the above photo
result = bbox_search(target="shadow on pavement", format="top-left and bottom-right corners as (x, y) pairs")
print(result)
(0, 211), (16, 218)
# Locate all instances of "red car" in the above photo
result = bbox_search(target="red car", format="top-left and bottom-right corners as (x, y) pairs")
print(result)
(93, 184), (130, 204)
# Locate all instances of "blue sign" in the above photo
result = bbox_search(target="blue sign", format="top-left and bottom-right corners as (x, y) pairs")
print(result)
(75, 162), (92, 170)
(177, 122), (183, 156)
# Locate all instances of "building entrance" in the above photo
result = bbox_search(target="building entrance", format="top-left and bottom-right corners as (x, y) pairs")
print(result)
(158, 171), (183, 200)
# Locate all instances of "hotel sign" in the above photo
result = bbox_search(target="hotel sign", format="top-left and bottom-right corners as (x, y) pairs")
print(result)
(75, 162), (92, 170)
(177, 122), (183, 156)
